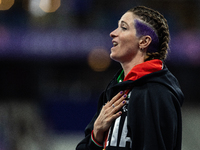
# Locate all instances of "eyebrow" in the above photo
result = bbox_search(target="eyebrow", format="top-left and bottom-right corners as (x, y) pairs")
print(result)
(118, 20), (129, 26)
(118, 20), (128, 25)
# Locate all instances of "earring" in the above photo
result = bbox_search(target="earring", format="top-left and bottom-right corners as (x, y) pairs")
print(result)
(140, 48), (144, 51)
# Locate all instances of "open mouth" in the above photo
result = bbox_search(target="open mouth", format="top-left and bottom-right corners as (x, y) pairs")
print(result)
(112, 41), (118, 47)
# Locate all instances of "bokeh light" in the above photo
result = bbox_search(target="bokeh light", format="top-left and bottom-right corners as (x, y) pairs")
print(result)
(88, 48), (111, 72)
(23, 0), (60, 17)
(28, 0), (46, 17)
(0, 0), (14, 10)
(0, 1), (200, 149)
(39, 0), (60, 13)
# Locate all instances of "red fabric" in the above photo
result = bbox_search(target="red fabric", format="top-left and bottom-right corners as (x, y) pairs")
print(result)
(123, 59), (163, 82)
(103, 60), (162, 149)
(91, 130), (103, 147)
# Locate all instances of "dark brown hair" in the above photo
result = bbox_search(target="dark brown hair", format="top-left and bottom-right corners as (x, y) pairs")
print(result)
(128, 6), (170, 60)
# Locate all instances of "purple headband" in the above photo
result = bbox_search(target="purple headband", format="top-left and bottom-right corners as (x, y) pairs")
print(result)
(134, 19), (159, 53)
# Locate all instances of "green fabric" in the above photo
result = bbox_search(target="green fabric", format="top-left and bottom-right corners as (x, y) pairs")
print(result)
(117, 70), (124, 83)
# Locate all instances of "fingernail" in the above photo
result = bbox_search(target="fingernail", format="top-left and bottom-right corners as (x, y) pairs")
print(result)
(123, 100), (126, 104)
(119, 112), (122, 115)
(120, 91), (123, 94)
(123, 94), (127, 97)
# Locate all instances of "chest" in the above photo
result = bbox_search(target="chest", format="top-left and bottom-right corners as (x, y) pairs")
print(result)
(105, 91), (132, 150)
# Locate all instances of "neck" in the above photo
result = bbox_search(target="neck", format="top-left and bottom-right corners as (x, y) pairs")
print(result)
(121, 57), (144, 77)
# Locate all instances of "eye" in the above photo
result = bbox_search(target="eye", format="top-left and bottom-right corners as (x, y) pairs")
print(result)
(121, 26), (127, 30)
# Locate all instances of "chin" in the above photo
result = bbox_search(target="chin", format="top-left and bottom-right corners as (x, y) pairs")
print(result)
(110, 53), (115, 60)
(110, 54), (121, 62)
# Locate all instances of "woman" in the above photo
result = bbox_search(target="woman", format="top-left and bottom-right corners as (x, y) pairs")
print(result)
(76, 6), (184, 150)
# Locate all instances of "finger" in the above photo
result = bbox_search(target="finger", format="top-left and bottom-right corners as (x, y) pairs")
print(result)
(108, 91), (124, 106)
(111, 99), (126, 115)
(107, 97), (126, 117)
(113, 94), (127, 107)
(110, 111), (122, 121)
(109, 94), (126, 112)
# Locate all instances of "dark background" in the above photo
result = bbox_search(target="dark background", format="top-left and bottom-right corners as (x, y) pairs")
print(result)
(0, 0), (199, 150)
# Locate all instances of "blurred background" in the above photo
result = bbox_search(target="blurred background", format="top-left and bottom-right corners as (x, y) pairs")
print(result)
(0, 0), (199, 150)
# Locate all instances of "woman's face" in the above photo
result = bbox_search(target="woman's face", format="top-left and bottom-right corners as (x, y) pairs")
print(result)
(110, 12), (140, 63)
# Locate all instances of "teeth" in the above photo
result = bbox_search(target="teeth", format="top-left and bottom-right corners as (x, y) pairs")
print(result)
(113, 42), (118, 46)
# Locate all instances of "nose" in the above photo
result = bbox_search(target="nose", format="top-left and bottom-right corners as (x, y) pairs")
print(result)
(110, 28), (118, 38)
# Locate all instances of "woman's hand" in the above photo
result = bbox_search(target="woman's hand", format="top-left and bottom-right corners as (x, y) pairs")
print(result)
(93, 91), (127, 143)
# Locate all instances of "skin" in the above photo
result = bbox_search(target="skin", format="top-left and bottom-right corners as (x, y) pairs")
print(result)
(110, 12), (152, 77)
(93, 12), (152, 144)
(93, 91), (127, 143)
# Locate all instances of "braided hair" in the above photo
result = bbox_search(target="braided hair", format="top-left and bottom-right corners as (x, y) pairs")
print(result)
(128, 6), (170, 61)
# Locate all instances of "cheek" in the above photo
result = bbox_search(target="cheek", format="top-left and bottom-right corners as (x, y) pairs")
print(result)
(121, 36), (138, 50)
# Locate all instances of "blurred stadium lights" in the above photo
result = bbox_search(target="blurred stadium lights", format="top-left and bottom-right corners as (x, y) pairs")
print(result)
(169, 30), (200, 65)
(1, 0), (61, 17)
(24, 0), (60, 17)
(88, 47), (111, 72)
(5, 29), (111, 59)
(0, 0), (199, 66)
(39, 0), (60, 13)
(0, 0), (14, 10)
(28, 0), (46, 17)
(0, 1), (199, 149)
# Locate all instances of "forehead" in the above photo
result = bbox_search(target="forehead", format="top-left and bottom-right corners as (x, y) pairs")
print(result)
(119, 12), (137, 25)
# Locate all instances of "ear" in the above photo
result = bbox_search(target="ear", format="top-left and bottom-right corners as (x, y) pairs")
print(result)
(139, 35), (152, 51)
